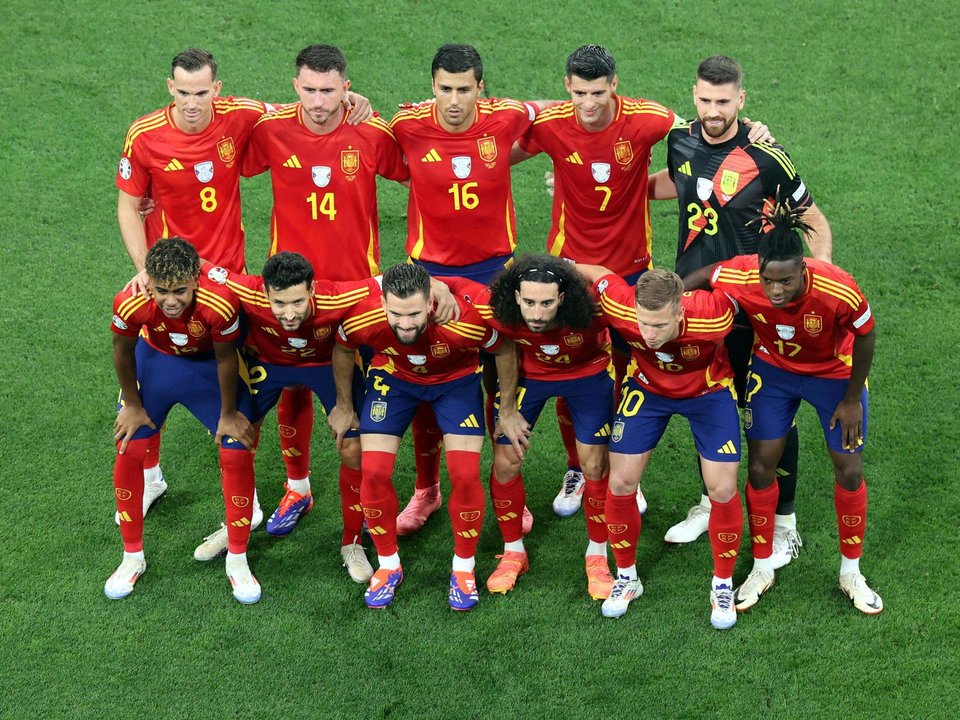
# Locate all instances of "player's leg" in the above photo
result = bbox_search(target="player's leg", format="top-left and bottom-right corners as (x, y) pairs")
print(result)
(397, 403), (443, 535)
(552, 397), (585, 515)
(267, 385), (315, 537)
(602, 450), (650, 618)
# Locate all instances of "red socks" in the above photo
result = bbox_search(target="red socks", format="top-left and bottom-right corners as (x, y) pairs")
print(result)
(491, 470), (526, 543)
(114, 437), (149, 552)
(338, 464), (365, 545)
(143, 432), (161, 471)
(360, 450), (400, 555)
(709, 493), (743, 578)
(835, 480), (867, 559)
(555, 398), (580, 470)
(219, 447), (256, 554)
(277, 387), (313, 480)
(446, 450), (484, 558)
(584, 476), (609, 543)
(605, 490), (641, 569)
(411, 403), (442, 491)
(746, 482), (778, 560)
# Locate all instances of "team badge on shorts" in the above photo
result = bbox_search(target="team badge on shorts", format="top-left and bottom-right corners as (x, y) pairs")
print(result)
(118, 157), (132, 180)
(804, 313), (823, 335)
(341, 149), (360, 176)
(696, 177), (713, 201)
(720, 169), (740, 197)
(194, 161), (214, 183)
(776, 324), (796, 340)
(217, 137), (236, 163)
(452, 156), (472, 179)
(614, 140), (633, 166)
(611, 420), (625, 443)
(477, 136), (497, 163)
(312, 165), (332, 188)
(591, 162), (611, 183)
(743, 408), (753, 430)
(370, 400), (387, 422)
(169, 333), (188, 346)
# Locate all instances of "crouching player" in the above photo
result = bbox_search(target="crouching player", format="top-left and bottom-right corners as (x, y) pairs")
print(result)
(705, 201), (881, 615)
(107, 238), (260, 603)
(449, 255), (617, 599)
(579, 265), (744, 629)
(329, 264), (516, 611)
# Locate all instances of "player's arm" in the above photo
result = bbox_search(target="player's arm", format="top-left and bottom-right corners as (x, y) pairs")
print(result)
(573, 264), (615, 284)
(801, 203), (833, 262)
(344, 91), (373, 124)
(112, 333), (155, 453)
(510, 143), (536, 165)
(117, 190), (151, 297)
(329, 341), (360, 450)
(681, 263), (719, 292)
(648, 168), (677, 201)
(492, 339), (530, 457)
(429, 277), (460, 324)
(213, 339), (254, 449)
(830, 329), (875, 452)
(741, 117), (775, 144)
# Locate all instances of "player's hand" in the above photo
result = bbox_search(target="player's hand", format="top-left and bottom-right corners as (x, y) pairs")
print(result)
(215, 411), (255, 449)
(829, 398), (864, 453)
(138, 197), (156, 219)
(429, 280), (460, 324)
(545, 170), (555, 198)
(114, 404), (155, 454)
(328, 405), (360, 452)
(344, 91), (373, 124)
(496, 408), (531, 459)
(743, 117), (776, 145)
(123, 269), (151, 299)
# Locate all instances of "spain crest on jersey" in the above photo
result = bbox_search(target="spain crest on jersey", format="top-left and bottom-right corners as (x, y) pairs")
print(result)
(613, 140), (633, 166)
(743, 408), (753, 429)
(312, 165), (332, 188)
(217, 137), (236, 163)
(452, 156), (472, 179)
(681, 345), (700, 361)
(591, 162), (611, 183)
(370, 400), (387, 422)
(564, 333), (583, 347)
(341, 149), (360, 176)
(431, 343), (450, 358)
(194, 161), (214, 183)
(477, 136), (497, 162)
(313, 326), (331, 340)
(804, 313), (823, 335)
(188, 321), (206, 338)
(720, 169), (740, 196)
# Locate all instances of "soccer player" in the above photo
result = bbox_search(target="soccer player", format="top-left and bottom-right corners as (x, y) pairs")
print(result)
(448, 256), (616, 599)
(238, 44), (413, 541)
(577, 265), (744, 629)
(703, 201), (881, 615)
(105, 238), (260, 604)
(328, 264), (516, 611)
(652, 55), (832, 562)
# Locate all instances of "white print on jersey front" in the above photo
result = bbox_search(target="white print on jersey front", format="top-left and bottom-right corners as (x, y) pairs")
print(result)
(194, 161), (214, 183)
(287, 338), (308, 349)
(312, 166), (331, 188)
(452, 156), (471, 179)
(169, 333), (189, 346)
(696, 177), (713, 201)
(540, 345), (560, 355)
(591, 163), (611, 183)
(655, 351), (674, 362)
(776, 325), (796, 340)
(407, 355), (427, 365)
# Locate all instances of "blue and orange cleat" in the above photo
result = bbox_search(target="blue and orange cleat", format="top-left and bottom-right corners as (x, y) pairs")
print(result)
(365, 567), (404, 609)
(266, 483), (314, 537)
(448, 571), (479, 611)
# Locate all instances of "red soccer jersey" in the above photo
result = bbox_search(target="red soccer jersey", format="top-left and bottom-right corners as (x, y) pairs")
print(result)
(390, 98), (537, 266)
(111, 276), (242, 356)
(242, 106), (410, 281)
(117, 96), (268, 273)
(337, 295), (500, 384)
(519, 95), (676, 275)
(710, 256), (874, 379)
(595, 274), (735, 398)
(446, 277), (611, 381)
(203, 263), (378, 366)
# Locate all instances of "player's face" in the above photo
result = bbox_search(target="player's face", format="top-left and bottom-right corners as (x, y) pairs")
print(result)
(565, 74), (618, 129)
(693, 79), (744, 143)
(294, 67), (350, 133)
(384, 292), (431, 345)
(432, 69), (483, 132)
(266, 282), (314, 331)
(635, 302), (683, 349)
(515, 281), (563, 333)
(150, 277), (198, 319)
(167, 66), (221, 132)
(759, 258), (806, 307)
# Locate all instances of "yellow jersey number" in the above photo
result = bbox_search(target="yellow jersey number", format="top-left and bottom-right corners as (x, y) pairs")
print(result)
(448, 182), (479, 211)
(307, 192), (337, 221)
(686, 203), (718, 235)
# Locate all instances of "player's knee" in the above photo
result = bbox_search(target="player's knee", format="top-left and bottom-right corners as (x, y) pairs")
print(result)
(746, 457), (776, 489)
(835, 463), (863, 491)
(579, 454), (606, 480)
(607, 474), (636, 496)
(339, 439), (361, 469)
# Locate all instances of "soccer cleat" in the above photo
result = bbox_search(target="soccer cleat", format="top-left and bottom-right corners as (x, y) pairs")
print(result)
(664, 503), (711, 543)
(600, 575), (643, 618)
(636, 488), (648, 516)
(734, 567), (775, 611)
(266, 484), (314, 536)
(522, 505), (534, 536)
(552, 469), (586, 517)
(770, 527), (803, 570)
(839, 572), (884, 615)
(226, 557), (261, 604)
(396, 487), (442, 536)
(486, 551), (529, 594)
(710, 584), (737, 629)
(340, 543), (374, 584)
(448, 570), (479, 611)
(365, 567), (404, 609)
(114, 471), (168, 525)
(585, 555), (615, 600)
(194, 506), (263, 562)
(104, 555), (146, 600)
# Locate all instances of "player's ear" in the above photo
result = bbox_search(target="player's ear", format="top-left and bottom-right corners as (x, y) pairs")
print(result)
(167, 77), (176, 97)
(514, 289), (522, 305)
(477, 79), (484, 96)
(564, 75), (572, 94)
(738, 88), (745, 111)
(213, 80), (222, 97)
(610, 75), (618, 93)
(343, 78), (351, 92)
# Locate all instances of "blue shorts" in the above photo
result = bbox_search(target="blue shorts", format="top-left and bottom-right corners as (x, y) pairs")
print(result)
(412, 253), (513, 285)
(495, 369), (614, 446)
(744, 357), (869, 453)
(609, 378), (741, 461)
(609, 269), (646, 354)
(246, 360), (365, 439)
(119, 340), (252, 449)
(360, 369), (485, 437)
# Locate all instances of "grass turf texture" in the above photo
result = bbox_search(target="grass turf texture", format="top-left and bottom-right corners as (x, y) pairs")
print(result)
(1, 0), (959, 717)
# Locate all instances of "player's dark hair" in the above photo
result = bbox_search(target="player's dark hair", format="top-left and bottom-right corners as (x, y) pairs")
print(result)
(755, 197), (810, 272)
(296, 44), (347, 78)
(262, 252), (315, 293)
(431, 44), (483, 82)
(172, 48), (218, 79)
(489, 255), (596, 330)
(634, 269), (684, 312)
(696, 55), (742, 88)
(566, 45), (616, 81)
(383, 263), (431, 301)
(145, 237), (200, 286)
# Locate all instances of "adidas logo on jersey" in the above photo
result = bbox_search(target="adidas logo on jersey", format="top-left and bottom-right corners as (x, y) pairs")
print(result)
(421, 148), (442, 162)
(164, 159), (185, 172)
(283, 155), (302, 168)
(716, 440), (738, 455)
(565, 152), (583, 165)
(677, 161), (692, 176)
(459, 414), (480, 429)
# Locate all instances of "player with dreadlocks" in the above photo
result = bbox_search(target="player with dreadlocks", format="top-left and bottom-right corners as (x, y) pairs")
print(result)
(701, 199), (881, 615)
(448, 255), (618, 598)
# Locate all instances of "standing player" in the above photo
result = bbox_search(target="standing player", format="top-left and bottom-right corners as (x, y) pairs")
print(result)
(577, 265), (744, 629)
(703, 201), (881, 615)
(329, 264), (517, 611)
(106, 238), (260, 604)
(652, 55), (832, 563)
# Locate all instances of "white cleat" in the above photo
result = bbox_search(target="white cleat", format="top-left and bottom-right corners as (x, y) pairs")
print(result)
(664, 503), (710, 543)
(104, 555), (146, 600)
(636, 488), (648, 516)
(194, 506), (263, 562)
(770, 527), (803, 570)
(552, 469), (586, 517)
(839, 572), (883, 615)
(115, 471), (168, 525)
(710, 584), (737, 629)
(734, 567), (775, 611)
(226, 556), (261, 604)
(600, 575), (644, 618)
(341, 543), (374, 583)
